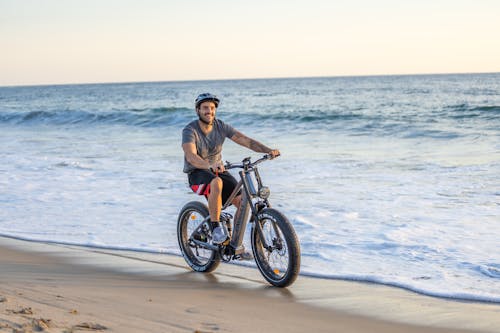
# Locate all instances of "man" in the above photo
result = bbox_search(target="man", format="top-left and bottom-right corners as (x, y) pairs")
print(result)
(182, 93), (280, 244)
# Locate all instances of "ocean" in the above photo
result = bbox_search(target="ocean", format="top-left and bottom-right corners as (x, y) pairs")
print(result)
(1, 73), (499, 302)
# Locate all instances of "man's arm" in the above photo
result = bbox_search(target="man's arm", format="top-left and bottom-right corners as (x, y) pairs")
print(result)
(182, 142), (225, 172)
(182, 142), (211, 170)
(230, 130), (280, 157)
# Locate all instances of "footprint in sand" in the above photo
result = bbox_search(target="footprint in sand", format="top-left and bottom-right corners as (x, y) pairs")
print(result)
(73, 322), (108, 331)
(32, 318), (51, 331)
(7, 307), (34, 315)
(0, 322), (12, 329)
(194, 322), (220, 332)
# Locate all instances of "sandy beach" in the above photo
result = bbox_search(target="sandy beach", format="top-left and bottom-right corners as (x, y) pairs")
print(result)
(1, 236), (499, 333)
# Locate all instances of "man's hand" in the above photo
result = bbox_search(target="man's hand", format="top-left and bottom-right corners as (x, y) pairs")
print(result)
(268, 149), (280, 159)
(210, 160), (225, 173)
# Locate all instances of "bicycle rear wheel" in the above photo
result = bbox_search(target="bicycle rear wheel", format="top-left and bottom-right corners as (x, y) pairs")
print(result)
(251, 208), (300, 287)
(177, 201), (220, 272)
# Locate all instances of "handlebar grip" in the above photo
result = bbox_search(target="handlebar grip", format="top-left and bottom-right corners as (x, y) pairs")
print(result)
(263, 153), (279, 160)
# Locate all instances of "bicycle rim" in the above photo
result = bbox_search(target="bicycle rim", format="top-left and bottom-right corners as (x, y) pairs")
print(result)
(252, 209), (300, 287)
(177, 201), (219, 271)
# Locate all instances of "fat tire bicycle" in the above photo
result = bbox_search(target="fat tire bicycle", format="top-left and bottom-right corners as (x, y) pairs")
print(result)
(177, 155), (301, 287)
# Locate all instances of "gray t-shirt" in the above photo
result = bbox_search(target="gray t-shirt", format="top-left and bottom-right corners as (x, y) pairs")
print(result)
(182, 119), (237, 173)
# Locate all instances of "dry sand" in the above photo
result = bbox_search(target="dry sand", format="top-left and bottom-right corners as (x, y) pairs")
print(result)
(1, 236), (499, 333)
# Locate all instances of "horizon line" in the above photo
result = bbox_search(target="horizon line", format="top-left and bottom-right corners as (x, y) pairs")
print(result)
(2, 70), (499, 89)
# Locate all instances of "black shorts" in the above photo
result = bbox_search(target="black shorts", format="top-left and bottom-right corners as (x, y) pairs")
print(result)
(188, 169), (239, 205)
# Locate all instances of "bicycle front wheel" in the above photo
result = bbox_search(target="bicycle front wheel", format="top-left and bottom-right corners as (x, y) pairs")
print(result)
(251, 208), (300, 287)
(177, 201), (220, 272)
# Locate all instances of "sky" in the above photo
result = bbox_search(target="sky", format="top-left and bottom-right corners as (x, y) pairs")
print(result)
(1, 0), (500, 86)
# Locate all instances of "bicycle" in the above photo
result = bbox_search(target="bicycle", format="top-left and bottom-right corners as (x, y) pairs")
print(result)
(177, 155), (301, 287)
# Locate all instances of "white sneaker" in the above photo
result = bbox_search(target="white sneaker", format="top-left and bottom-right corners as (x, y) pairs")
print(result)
(212, 226), (229, 245)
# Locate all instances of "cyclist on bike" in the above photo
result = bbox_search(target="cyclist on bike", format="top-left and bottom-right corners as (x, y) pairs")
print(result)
(182, 93), (280, 244)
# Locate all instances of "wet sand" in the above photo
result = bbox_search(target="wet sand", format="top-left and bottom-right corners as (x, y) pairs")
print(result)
(1, 236), (498, 333)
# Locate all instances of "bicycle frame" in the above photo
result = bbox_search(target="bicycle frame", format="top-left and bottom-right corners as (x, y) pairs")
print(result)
(179, 154), (300, 287)
(191, 155), (274, 256)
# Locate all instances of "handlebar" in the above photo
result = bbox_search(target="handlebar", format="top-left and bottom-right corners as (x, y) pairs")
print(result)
(225, 154), (278, 170)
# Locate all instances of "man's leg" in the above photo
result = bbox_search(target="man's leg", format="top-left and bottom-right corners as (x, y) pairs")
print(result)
(231, 195), (242, 221)
(207, 177), (223, 222)
(229, 194), (253, 260)
(208, 172), (240, 221)
(207, 176), (230, 244)
(230, 194), (244, 225)
(231, 195), (241, 208)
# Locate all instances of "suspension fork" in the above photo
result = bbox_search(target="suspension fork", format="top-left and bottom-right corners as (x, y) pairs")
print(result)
(242, 168), (279, 251)
(253, 210), (280, 251)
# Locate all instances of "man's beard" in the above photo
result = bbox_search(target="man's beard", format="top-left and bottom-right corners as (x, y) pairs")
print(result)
(198, 114), (214, 125)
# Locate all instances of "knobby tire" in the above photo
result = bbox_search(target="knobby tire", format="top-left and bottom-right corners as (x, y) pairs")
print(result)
(177, 201), (220, 273)
(251, 208), (301, 287)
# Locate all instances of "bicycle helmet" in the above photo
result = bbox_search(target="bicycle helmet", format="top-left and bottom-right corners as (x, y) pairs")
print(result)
(195, 93), (220, 109)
